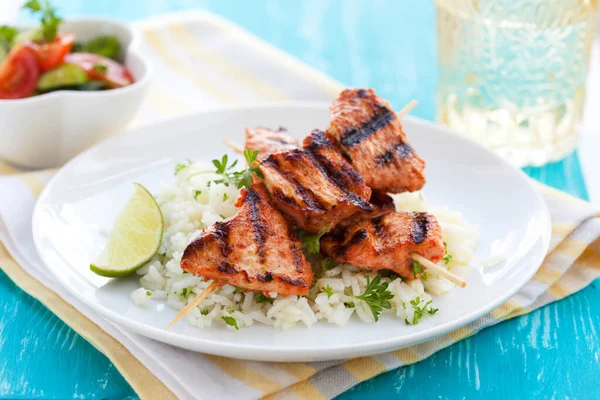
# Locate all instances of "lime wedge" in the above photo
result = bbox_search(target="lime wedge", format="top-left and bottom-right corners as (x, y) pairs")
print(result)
(90, 183), (163, 277)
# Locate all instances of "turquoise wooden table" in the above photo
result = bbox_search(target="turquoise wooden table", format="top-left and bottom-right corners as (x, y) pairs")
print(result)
(2, 1), (598, 399)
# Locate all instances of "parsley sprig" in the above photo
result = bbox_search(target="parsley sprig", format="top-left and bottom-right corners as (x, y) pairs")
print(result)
(23, 0), (62, 42)
(353, 274), (394, 322)
(301, 224), (329, 255)
(322, 285), (334, 299)
(405, 296), (438, 325)
(210, 149), (263, 189)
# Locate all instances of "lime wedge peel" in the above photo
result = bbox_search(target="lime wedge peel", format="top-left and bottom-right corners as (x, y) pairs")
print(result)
(90, 183), (164, 277)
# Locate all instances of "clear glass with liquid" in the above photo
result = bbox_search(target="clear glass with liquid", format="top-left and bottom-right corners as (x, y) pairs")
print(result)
(436, 0), (598, 166)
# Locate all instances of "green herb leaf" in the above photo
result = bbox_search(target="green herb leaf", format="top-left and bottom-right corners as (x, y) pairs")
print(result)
(209, 149), (263, 190)
(233, 287), (244, 294)
(0, 25), (18, 57)
(219, 214), (226, 220)
(223, 193), (229, 202)
(221, 315), (239, 330)
(322, 257), (337, 272)
(180, 287), (194, 298)
(442, 253), (453, 265)
(174, 159), (192, 175)
(24, 0), (62, 42)
(226, 307), (234, 314)
(412, 260), (423, 278)
(323, 285), (334, 299)
(193, 190), (202, 200)
(200, 309), (209, 316)
(254, 292), (273, 304)
(344, 301), (355, 308)
(145, 290), (152, 297)
(353, 274), (394, 322)
(405, 297), (438, 325)
(301, 224), (328, 255)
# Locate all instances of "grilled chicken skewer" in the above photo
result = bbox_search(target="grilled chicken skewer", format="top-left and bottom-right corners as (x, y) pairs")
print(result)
(166, 183), (314, 329)
(327, 89), (426, 194)
(260, 129), (373, 233)
(321, 212), (443, 279)
(321, 211), (466, 287)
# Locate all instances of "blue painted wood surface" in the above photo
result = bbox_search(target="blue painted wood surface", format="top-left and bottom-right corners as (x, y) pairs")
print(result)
(2, 1), (597, 399)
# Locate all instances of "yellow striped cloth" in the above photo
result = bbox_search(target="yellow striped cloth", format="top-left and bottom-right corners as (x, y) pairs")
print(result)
(1, 11), (600, 400)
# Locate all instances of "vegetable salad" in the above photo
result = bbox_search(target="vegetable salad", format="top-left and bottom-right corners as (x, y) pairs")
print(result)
(0, 0), (134, 99)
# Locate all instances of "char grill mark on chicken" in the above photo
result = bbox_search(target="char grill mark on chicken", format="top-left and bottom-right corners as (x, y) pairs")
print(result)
(327, 88), (426, 194)
(245, 127), (299, 161)
(259, 129), (373, 233)
(320, 211), (444, 279)
(180, 183), (313, 295)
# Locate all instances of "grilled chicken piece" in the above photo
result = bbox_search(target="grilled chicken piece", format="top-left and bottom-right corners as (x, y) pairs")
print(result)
(260, 129), (373, 233)
(337, 190), (395, 229)
(327, 88), (426, 193)
(321, 212), (444, 279)
(180, 183), (313, 296)
(245, 127), (299, 161)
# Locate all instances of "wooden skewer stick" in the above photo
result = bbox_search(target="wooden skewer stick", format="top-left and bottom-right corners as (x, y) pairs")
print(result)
(224, 139), (244, 154)
(396, 99), (418, 120)
(165, 280), (221, 329)
(411, 254), (467, 288)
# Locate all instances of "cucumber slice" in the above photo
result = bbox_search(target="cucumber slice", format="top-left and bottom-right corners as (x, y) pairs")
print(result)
(37, 63), (89, 92)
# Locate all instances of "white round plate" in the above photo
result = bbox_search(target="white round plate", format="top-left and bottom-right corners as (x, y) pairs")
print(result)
(33, 104), (551, 362)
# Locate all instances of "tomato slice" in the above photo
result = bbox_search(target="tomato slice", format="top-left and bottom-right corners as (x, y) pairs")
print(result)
(65, 53), (134, 89)
(26, 33), (75, 72)
(0, 46), (40, 99)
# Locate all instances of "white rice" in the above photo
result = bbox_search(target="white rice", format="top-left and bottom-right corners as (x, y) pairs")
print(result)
(131, 162), (478, 330)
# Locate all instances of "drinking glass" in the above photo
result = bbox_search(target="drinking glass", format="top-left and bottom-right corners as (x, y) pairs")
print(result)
(436, 0), (598, 166)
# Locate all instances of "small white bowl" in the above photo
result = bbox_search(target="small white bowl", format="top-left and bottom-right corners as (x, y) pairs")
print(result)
(0, 18), (152, 168)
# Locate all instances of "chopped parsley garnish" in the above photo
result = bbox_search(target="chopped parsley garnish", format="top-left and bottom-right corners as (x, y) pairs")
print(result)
(233, 287), (244, 294)
(405, 297), (439, 325)
(23, 0), (62, 42)
(226, 307), (234, 314)
(420, 271), (429, 281)
(200, 309), (209, 316)
(219, 214), (226, 220)
(210, 149), (263, 190)
(193, 190), (202, 200)
(145, 290), (152, 297)
(180, 287), (194, 297)
(223, 193), (229, 202)
(93, 62), (108, 74)
(412, 260), (424, 278)
(221, 315), (239, 330)
(301, 224), (328, 255)
(323, 285), (334, 299)
(174, 159), (192, 175)
(254, 292), (273, 304)
(344, 301), (355, 308)
(321, 258), (337, 272)
(352, 274), (394, 322)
